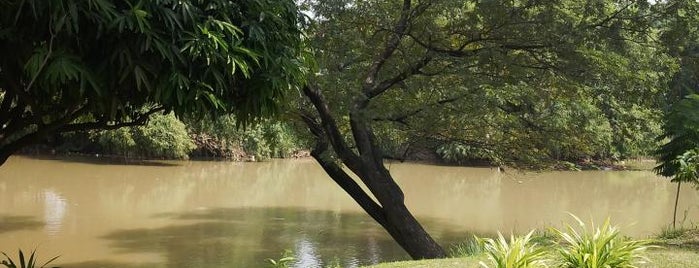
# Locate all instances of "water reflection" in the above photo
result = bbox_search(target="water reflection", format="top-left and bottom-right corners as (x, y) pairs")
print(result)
(0, 215), (44, 233)
(43, 190), (67, 236)
(101, 207), (463, 268)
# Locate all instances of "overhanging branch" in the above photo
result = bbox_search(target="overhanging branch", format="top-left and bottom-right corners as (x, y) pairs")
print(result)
(58, 106), (165, 133)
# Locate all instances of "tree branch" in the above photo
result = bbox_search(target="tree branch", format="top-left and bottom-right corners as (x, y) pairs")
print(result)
(300, 113), (390, 228)
(362, 0), (414, 92)
(365, 55), (433, 101)
(58, 106), (165, 133)
(302, 85), (364, 173)
(373, 93), (470, 125)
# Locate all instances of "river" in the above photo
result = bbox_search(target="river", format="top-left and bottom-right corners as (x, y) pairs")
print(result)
(0, 156), (697, 267)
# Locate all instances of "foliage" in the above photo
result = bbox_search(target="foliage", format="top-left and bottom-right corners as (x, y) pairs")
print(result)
(297, 0), (679, 259)
(449, 238), (485, 257)
(1, 249), (59, 268)
(660, 0), (699, 102)
(266, 250), (295, 268)
(133, 113), (195, 159)
(552, 215), (652, 268)
(437, 142), (500, 165)
(0, 0), (304, 164)
(477, 231), (549, 268)
(655, 94), (699, 178)
(96, 126), (137, 157)
(185, 114), (307, 160)
(95, 113), (195, 159)
(303, 0), (674, 169)
(657, 225), (693, 240)
(672, 150), (699, 184)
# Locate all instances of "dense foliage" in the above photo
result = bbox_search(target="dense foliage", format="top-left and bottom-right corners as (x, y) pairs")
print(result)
(656, 95), (699, 177)
(304, 0), (674, 169)
(0, 0), (304, 164)
(185, 115), (307, 160)
(50, 114), (306, 160)
(95, 113), (195, 159)
(656, 0), (699, 179)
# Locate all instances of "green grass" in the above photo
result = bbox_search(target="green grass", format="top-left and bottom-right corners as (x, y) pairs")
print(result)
(364, 249), (699, 268)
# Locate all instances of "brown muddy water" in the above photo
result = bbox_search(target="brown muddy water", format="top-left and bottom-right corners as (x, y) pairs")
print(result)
(0, 156), (696, 267)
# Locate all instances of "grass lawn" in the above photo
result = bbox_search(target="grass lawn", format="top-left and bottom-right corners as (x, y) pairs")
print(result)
(364, 247), (699, 268)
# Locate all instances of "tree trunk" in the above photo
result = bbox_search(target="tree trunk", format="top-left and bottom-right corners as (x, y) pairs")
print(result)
(673, 181), (681, 229)
(374, 182), (448, 259)
(300, 85), (447, 259)
(310, 148), (446, 259)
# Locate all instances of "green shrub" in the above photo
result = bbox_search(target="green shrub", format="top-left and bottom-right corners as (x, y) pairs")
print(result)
(185, 114), (306, 160)
(477, 230), (549, 268)
(449, 238), (484, 257)
(552, 215), (652, 268)
(133, 113), (195, 159)
(96, 126), (136, 156)
(94, 113), (195, 159)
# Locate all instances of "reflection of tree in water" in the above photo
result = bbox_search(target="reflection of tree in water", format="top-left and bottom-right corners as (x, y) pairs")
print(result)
(0, 215), (43, 233)
(99, 207), (471, 268)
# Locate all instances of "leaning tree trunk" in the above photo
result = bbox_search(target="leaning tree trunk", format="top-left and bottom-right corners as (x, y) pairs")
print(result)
(301, 85), (446, 259)
(297, 0), (449, 258)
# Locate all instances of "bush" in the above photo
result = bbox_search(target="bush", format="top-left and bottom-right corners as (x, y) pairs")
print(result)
(96, 126), (137, 157)
(552, 215), (652, 268)
(133, 113), (195, 159)
(94, 112), (195, 159)
(185, 114), (306, 160)
(477, 230), (549, 268)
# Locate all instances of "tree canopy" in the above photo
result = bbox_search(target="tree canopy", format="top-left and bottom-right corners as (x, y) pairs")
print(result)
(0, 0), (304, 164)
(303, 0), (674, 169)
(655, 0), (699, 178)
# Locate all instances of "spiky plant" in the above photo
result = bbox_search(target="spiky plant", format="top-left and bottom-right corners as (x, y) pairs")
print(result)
(553, 215), (652, 268)
(478, 230), (549, 268)
(1, 249), (59, 268)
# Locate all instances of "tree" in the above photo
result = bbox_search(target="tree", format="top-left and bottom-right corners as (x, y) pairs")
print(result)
(669, 150), (698, 229)
(656, 95), (699, 178)
(298, 0), (673, 259)
(0, 0), (304, 165)
(655, 94), (699, 229)
(655, 1), (699, 228)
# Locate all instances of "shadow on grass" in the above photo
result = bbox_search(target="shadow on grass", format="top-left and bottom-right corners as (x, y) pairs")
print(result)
(0, 215), (44, 233)
(98, 207), (473, 268)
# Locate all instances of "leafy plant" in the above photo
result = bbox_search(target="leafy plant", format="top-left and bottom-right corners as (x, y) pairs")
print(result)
(552, 215), (652, 268)
(477, 230), (549, 268)
(449, 238), (484, 257)
(94, 113), (195, 159)
(133, 113), (195, 159)
(658, 224), (689, 240)
(266, 250), (295, 268)
(1, 249), (59, 268)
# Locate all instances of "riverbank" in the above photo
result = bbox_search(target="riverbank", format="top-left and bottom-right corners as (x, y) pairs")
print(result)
(364, 228), (699, 268)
